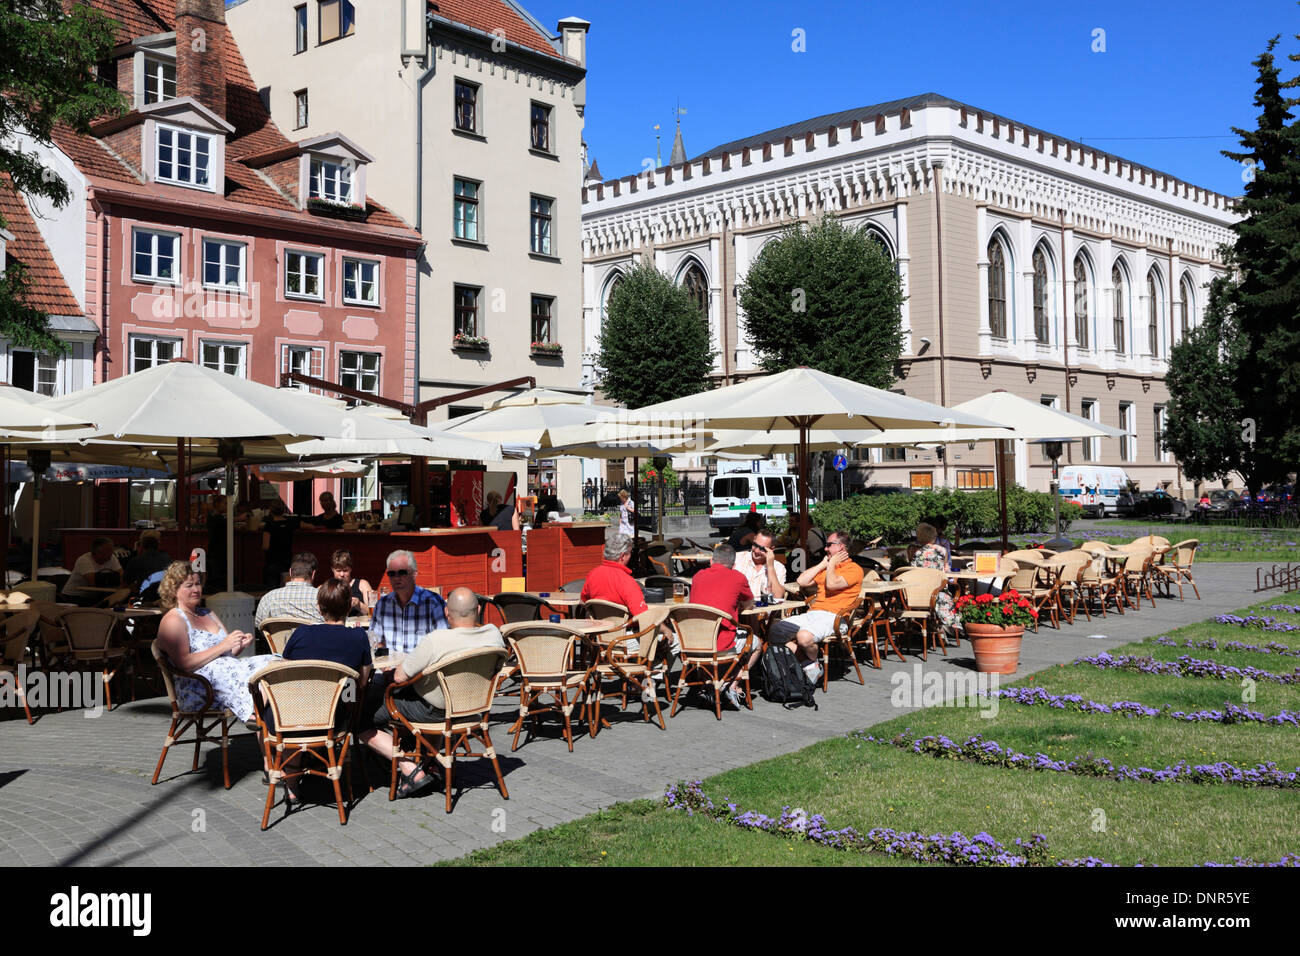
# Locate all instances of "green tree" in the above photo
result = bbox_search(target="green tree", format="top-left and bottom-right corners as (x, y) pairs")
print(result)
(1217, 35), (1300, 489)
(1162, 276), (1267, 491)
(0, 1), (124, 352)
(737, 215), (905, 387)
(595, 262), (716, 408)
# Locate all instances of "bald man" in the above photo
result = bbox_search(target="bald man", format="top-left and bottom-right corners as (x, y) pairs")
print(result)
(358, 586), (506, 798)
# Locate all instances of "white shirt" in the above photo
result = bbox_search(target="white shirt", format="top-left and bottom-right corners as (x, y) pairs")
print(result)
(733, 551), (786, 600)
(618, 501), (634, 535)
(66, 552), (122, 594)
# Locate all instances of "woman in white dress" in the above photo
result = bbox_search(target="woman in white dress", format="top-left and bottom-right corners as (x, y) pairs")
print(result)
(617, 489), (635, 536)
(154, 562), (275, 723)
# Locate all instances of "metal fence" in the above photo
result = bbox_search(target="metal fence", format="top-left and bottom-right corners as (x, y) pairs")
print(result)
(576, 477), (711, 519)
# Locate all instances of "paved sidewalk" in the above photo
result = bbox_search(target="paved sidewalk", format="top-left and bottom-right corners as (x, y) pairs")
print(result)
(0, 562), (1277, 866)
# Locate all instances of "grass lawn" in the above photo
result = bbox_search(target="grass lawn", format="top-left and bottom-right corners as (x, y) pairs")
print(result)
(445, 596), (1300, 867)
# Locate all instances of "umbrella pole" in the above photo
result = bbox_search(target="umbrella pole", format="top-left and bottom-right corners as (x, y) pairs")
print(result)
(632, 457), (639, 539)
(30, 495), (39, 584)
(1, 444), (8, 584)
(792, 416), (819, 553)
(176, 439), (188, 559)
(226, 476), (236, 595)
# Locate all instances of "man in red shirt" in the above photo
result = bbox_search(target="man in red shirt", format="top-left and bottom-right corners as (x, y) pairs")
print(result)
(580, 533), (649, 619)
(687, 544), (755, 710)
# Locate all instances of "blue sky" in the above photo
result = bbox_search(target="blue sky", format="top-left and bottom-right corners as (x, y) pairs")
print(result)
(521, 0), (1299, 196)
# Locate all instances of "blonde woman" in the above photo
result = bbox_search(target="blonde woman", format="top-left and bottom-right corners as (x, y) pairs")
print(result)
(617, 489), (635, 536)
(155, 561), (274, 724)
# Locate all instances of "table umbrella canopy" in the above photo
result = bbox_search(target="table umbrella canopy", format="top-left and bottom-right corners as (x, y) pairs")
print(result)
(0, 391), (97, 436)
(430, 387), (607, 450)
(854, 390), (1125, 445)
(0, 385), (48, 405)
(701, 427), (885, 456)
(255, 459), (370, 481)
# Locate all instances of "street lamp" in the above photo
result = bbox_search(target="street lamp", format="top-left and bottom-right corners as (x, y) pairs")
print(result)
(1032, 438), (1074, 550)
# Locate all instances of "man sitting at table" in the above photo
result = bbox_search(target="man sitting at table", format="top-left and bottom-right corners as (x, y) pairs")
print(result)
(733, 528), (786, 600)
(580, 532), (650, 622)
(123, 531), (172, 600)
(255, 552), (325, 628)
(687, 544), (756, 710)
(359, 586), (505, 798)
(368, 549), (447, 655)
(65, 536), (122, 604)
(768, 529), (863, 685)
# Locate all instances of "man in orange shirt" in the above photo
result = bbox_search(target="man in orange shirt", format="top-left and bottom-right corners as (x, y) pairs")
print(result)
(769, 529), (862, 684)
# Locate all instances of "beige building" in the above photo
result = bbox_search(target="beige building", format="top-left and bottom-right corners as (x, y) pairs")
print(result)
(581, 93), (1238, 497)
(227, 0), (590, 500)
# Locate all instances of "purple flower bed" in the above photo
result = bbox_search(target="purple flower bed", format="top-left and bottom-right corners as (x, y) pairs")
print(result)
(1264, 604), (1300, 615)
(989, 685), (1300, 726)
(1154, 635), (1300, 657)
(663, 778), (1300, 866)
(1075, 651), (1300, 685)
(847, 730), (1300, 789)
(1211, 614), (1300, 633)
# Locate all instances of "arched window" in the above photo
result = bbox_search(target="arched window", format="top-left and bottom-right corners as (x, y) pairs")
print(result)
(1180, 276), (1194, 337)
(865, 227), (894, 260)
(988, 239), (1007, 339)
(681, 262), (709, 319)
(1112, 263), (1126, 355)
(1073, 255), (1089, 349)
(1147, 272), (1160, 356)
(1032, 246), (1050, 344)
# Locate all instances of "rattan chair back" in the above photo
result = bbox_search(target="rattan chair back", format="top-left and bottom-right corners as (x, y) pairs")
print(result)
(509, 632), (576, 679)
(426, 647), (509, 721)
(1168, 540), (1199, 567)
(1004, 549), (1046, 564)
(60, 609), (118, 661)
(1079, 541), (1112, 555)
(580, 599), (630, 626)
(259, 616), (311, 655)
(493, 592), (549, 624)
(898, 568), (946, 610)
(1, 610), (39, 665)
(249, 659), (358, 734)
(1007, 566), (1041, 592)
(665, 603), (727, 656)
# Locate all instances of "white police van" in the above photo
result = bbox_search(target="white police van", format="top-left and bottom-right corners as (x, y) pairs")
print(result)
(708, 460), (809, 529)
(1059, 465), (1130, 518)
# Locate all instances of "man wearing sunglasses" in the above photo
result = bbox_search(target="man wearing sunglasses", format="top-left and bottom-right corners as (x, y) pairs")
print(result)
(368, 549), (448, 655)
(768, 530), (862, 684)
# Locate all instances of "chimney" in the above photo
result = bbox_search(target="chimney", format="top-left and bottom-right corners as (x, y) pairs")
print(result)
(175, 0), (226, 119)
(557, 17), (590, 67)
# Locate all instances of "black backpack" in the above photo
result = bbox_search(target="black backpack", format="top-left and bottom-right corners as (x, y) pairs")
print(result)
(759, 643), (818, 710)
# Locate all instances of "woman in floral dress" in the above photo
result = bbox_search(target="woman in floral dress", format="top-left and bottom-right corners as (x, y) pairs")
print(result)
(155, 562), (275, 723)
(910, 523), (959, 634)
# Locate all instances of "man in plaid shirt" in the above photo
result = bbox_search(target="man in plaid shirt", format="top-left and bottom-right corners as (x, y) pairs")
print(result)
(368, 549), (448, 654)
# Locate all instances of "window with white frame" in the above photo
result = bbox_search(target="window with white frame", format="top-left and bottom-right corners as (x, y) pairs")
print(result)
(1180, 276), (1194, 338)
(339, 350), (380, 394)
(1080, 399), (1098, 461)
(1147, 272), (1161, 357)
(530, 102), (552, 151)
(11, 351), (58, 396)
(1073, 256), (1089, 349)
(132, 229), (179, 283)
(453, 178), (479, 241)
(454, 80), (478, 133)
(282, 344), (324, 385)
(340, 471), (375, 514)
(200, 340), (247, 376)
(343, 257), (378, 305)
(294, 4), (307, 52)
(202, 238), (245, 290)
(988, 238), (1008, 339)
(1032, 246), (1050, 345)
(1112, 264), (1127, 355)
(142, 56), (176, 105)
(309, 157), (351, 204)
(882, 446), (907, 462)
(294, 90), (309, 129)
(1154, 405), (1170, 462)
(285, 250), (324, 299)
(1119, 402), (1136, 462)
(530, 196), (552, 255)
(130, 335), (181, 373)
(156, 125), (213, 189)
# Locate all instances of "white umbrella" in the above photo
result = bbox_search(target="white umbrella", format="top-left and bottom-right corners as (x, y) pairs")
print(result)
(0, 391), (96, 436)
(603, 367), (1000, 544)
(431, 387), (605, 449)
(255, 459), (370, 481)
(0, 385), (48, 405)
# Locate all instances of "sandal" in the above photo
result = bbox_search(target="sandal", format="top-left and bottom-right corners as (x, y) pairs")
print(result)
(397, 764), (437, 799)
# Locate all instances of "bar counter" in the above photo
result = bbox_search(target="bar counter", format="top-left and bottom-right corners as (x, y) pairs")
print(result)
(524, 521), (608, 592)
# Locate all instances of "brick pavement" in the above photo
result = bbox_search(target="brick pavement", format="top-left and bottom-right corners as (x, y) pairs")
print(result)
(0, 562), (1277, 866)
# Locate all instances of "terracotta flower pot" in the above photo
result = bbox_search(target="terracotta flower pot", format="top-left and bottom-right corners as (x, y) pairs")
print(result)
(962, 622), (1025, 675)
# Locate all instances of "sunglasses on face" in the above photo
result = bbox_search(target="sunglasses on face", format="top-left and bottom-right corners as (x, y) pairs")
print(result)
(386, 569), (412, 578)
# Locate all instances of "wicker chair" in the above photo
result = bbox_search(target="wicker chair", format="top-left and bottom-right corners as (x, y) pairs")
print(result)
(1003, 549), (1048, 565)
(560, 579), (586, 593)
(60, 609), (127, 711)
(1051, 550), (1095, 624)
(1, 610), (40, 723)
(578, 599), (631, 628)
(1078, 552), (1125, 617)
(815, 595), (866, 691)
(504, 625), (591, 752)
(665, 604), (747, 719)
(1119, 548), (1158, 610)
(1153, 539), (1201, 600)
(383, 646), (509, 813)
(33, 604), (70, 671)
(1005, 566), (1058, 630)
(493, 592), (560, 624)
(849, 594), (903, 669)
(892, 567), (948, 660)
(605, 618), (672, 728)
(248, 659), (359, 830)
(150, 638), (237, 789)
(1079, 541), (1114, 556)
(258, 616), (312, 656)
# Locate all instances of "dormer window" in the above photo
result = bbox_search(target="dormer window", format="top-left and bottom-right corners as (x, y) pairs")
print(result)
(142, 56), (176, 104)
(156, 124), (213, 190)
(310, 157), (351, 204)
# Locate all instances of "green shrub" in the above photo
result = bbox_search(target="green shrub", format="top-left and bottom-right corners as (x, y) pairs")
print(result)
(809, 487), (1078, 543)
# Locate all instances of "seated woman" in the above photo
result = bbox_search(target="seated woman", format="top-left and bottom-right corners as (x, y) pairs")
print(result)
(283, 578), (373, 673)
(330, 548), (375, 614)
(155, 561), (275, 724)
(910, 523), (959, 638)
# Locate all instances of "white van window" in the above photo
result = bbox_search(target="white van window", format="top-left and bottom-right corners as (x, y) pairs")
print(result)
(762, 476), (785, 496)
(713, 477), (749, 499)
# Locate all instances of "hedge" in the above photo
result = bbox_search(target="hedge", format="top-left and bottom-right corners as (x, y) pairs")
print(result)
(809, 487), (1081, 544)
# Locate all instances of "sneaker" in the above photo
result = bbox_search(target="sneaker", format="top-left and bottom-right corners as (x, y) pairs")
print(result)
(803, 662), (823, 685)
(723, 684), (742, 710)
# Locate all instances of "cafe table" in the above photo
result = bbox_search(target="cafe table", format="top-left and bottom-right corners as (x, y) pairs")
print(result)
(740, 598), (806, 645)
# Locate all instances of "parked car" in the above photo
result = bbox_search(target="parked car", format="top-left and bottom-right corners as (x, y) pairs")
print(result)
(1133, 489), (1186, 518)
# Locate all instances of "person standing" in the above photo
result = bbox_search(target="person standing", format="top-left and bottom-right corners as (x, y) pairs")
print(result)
(617, 489), (635, 536)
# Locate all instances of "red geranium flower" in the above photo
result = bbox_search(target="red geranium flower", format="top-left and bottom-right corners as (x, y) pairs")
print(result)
(975, 594), (994, 604)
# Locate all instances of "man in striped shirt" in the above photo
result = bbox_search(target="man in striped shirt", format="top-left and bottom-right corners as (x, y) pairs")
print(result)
(368, 549), (448, 654)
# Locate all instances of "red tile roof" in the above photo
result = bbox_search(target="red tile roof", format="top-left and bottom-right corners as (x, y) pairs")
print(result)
(56, 1), (416, 239)
(0, 175), (84, 317)
(430, 0), (567, 62)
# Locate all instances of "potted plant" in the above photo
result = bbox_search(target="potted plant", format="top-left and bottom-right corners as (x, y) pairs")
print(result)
(452, 332), (490, 352)
(954, 589), (1038, 674)
(530, 340), (562, 356)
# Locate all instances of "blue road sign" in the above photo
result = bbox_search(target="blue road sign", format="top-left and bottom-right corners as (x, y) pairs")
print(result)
(832, 454), (848, 472)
